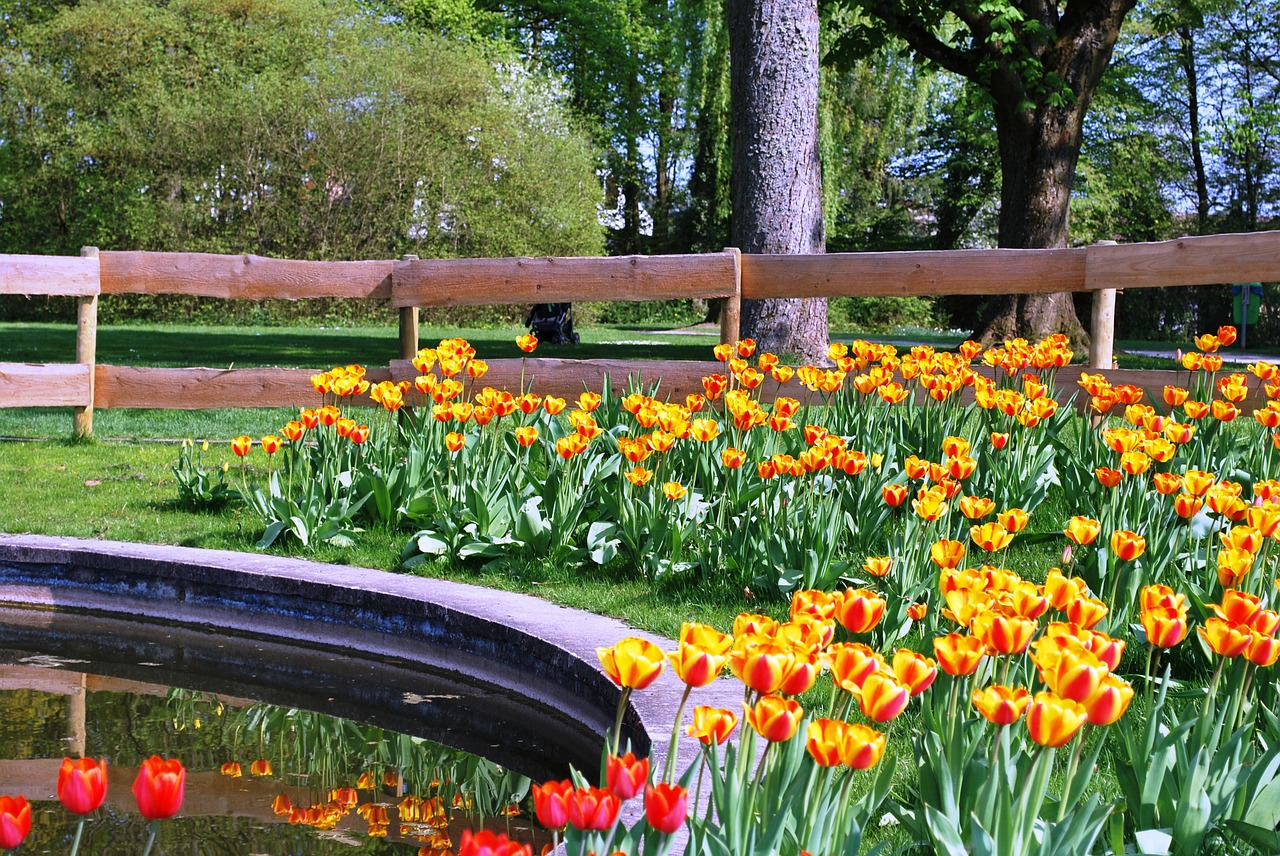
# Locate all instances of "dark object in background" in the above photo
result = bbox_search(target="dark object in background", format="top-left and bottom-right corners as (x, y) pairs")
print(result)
(527, 303), (579, 344)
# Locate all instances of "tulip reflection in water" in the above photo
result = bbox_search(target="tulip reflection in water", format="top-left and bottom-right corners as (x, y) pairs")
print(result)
(0, 675), (547, 853)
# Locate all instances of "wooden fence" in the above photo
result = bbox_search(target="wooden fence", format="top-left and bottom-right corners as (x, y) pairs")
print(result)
(2, 231), (1279, 436)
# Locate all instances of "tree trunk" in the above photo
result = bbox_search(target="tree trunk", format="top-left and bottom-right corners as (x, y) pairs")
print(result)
(971, 3), (1133, 351)
(727, 0), (828, 363)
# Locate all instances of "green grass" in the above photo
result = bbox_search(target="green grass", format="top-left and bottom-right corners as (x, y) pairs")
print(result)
(0, 437), (769, 637)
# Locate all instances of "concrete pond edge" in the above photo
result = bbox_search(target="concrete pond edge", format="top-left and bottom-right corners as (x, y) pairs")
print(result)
(0, 534), (744, 806)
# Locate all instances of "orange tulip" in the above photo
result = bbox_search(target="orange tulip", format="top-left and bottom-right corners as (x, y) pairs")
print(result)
(597, 637), (667, 690)
(1082, 674), (1133, 726)
(1026, 692), (1088, 747)
(231, 435), (253, 457)
(1065, 596), (1109, 630)
(806, 718), (851, 767)
(827, 642), (884, 691)
(220, 761), (242, 778)
(1110, 530), (1146, 562)
(1246, 632), (1280, 667)
(444, 432), (465, 453)
(1174, 493), (1204, 519)
(835, 588), (887, 634)
(999, 508), (1030, 532)
(1044, 567), (1086, 611)
(959, 495), (996, 519)
(933, 633), (986, 676)
(863, 556), (893, 578)
(728, 640), (793, 695)
(972, 685), (1031, 725)
(930, 539), (966, 570)
(857, 671), (911, 722)
(1198, 617), (1252, 658)
(1096, 467), (1123, 488)
(745, 695), (804, 742)
(972, 611), (1036, 655)
(663, 482), (687, 501)
(721, 447), (746, 468)
(515, 426), (539, 447)
(251, 759), (273, 776)
(971, 522), (1014, 552)
(686, 706), (737, 745)
(1040, 647), (1108, 703)
(1064, 517), (1101, 545)
(892, 649), (937, 696)
(882, 484), (907, 507)
(907, 602), (929, 621)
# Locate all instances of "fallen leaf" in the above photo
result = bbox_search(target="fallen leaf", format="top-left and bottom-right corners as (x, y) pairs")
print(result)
(84, 480), (101, 487)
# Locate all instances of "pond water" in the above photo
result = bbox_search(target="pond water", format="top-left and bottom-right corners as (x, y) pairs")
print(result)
(0, 607), (573, 854)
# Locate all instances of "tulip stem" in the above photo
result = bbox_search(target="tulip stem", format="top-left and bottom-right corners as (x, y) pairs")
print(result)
(611, 688), (633, 758)
(141, 822), (158, 856)
(69, 817), (85, 856)
(662, 684), (693, 783)
(1057, 727), (1087, 822)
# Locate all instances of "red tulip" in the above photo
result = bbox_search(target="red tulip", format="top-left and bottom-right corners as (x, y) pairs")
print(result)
(0, 796), (30, 849)
(532, 779), (572, 829)
(566, 786), (620, 831)
(132, 756), (186, 821)
(605, 752), (649, 801)
(457, 829), (533, 856)
(58, 757), (108, 815)
(645, 783), (688, 834)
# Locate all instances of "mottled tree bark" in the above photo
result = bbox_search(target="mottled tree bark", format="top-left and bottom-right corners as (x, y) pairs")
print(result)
(728, 0), (828, 363)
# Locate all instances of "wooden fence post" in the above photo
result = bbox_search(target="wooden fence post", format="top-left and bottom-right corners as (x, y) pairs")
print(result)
(73, 246), (100, 438)
(398, 254), (420, 361)
(720, 248), (742, 346)
(1089, 240), (1118, 370)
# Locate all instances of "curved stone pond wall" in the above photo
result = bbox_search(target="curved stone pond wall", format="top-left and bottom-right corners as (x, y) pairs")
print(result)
(0, 534), (736, 784)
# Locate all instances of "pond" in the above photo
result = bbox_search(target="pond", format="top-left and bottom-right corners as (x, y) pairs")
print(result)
(0, 606), (569, 854)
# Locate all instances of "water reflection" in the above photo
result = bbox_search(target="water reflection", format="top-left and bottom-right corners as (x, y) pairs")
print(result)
(0, 636), (565, 853)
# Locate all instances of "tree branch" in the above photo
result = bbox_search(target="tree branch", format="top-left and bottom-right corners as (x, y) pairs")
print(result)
(864, 1), (982, 78)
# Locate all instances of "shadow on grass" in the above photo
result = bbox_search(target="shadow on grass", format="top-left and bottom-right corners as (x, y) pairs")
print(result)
(0, 323), (716, 368)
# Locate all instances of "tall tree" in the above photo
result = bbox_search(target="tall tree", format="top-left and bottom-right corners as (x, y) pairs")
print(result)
(728, 0), (828, 362)
(832, 0), (1142, 346)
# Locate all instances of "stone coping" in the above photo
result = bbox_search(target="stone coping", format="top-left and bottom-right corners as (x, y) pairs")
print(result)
(0, 534), (744, 796)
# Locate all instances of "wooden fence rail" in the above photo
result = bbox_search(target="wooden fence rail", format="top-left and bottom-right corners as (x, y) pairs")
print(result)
(1, 232), (1277, 435)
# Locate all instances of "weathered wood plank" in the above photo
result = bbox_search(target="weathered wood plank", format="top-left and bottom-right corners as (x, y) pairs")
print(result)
(0, 254), (99, 297)
(392, 253), (739, 307)
(99, 251), (394, 300)
(741, 248), (1087, 299)
(0, 363), (92, 408)
(1086, 231), (1280, 290)
(94, 366), (392, 410)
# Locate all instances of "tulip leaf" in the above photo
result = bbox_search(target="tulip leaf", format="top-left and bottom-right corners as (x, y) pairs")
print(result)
(257, 520), (287, 549)
(1223, 820), (1280, 853)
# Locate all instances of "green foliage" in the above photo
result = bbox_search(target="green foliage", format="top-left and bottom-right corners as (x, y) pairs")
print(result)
(0, 0), (603, 261)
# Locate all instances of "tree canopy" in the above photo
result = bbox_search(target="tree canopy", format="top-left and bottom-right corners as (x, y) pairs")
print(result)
(0, 0), (604, 260)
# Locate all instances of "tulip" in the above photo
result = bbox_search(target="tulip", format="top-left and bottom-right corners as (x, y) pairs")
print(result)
(839, 722), (887, 769)
(1065, 596), (1109, 631)
(133, 756), (186, 821)
(1083, 674), (1133, 726)
(999, 508), (1030, 532)
(1110, 530), (1146, 562)
(972, 685), (1031, 725)
(728, 641), (793, 695)
(272, 794), (292, 816)
(231, 435), (252, 457)
(835, 588), (887, 634)
(220, 761), (242, 778)
(251, 759), (273, 776)
(907, 602), (928, 621)
(892, 649), (937, 696)
(930, 539), (966, 570)
(971, 522), (1014, 552)
(663, 481), (687, 500)
(1026, 692), (1088, 747)
(972, 611), (1036, 655)
(745, 695), (804, 742)
(1199, 617), (1252, 658)
(882, 484), (907, 507)
(858, 671), (911, 722)
(605, 752), (649, 801)
(566, 786), (621, 831)
(59, 757), (108, 816)
(806, 718), (851, 767)
(1247, 632), (1280, 668)
(863, 556), (892, 578)
(933, 633), (985, 676)
(644, 783), (688, 834)
(1064, 516), (1101, 545)
(0, 796), (30, 850)
(516, 333), (538, 353)
(1040, 648), (1108, 703)
(457, 829), (533, 856)
(686, 706), (738, 745)
(597, 637), (666, 690)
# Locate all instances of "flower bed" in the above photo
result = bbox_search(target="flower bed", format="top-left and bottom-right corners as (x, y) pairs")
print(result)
(186, 325), (1280, 854)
